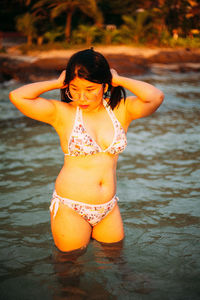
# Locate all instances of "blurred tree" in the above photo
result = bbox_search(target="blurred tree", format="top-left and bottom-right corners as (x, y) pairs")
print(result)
(98, 0), (138, 25)
(1, 0), (200, 46)
(120, 11), (154, 43)
(33, 0), (101, 42)
(72, 25), (100, 45)
(16, 12), (37, 45)
(103, 26), (121, 44)
(185, 0), (200, 33)
(44, 27), (65, 44)
(161, 0), (200, 36)
(32, 2), (52, 45)
(0, 0), (25, 31)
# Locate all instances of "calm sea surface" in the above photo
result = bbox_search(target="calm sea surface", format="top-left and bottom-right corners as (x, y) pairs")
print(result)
(0, 69), (200, 300)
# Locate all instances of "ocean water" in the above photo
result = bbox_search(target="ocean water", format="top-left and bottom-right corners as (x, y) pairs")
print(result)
(0, 70), (200, 300)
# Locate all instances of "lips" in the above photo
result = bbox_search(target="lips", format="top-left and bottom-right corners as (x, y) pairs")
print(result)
(79, 105), (89, 109)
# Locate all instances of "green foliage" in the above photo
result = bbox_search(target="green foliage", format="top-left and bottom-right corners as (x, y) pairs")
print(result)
(168, 37), (200, 48)
(4, 0), (200, 50)
(156, 29), (171, 46)
(72, 25), (101, 45)
(101, 27), (123, 45)
(44, 27), (65, 43)
(120, 11), (154, 43)
(19, 41), (71, 52)
(16, 12), (37, 45)
(33, 0), (101, 41)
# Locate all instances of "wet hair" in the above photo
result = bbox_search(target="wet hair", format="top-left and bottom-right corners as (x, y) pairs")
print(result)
(60, 48), (126, 110)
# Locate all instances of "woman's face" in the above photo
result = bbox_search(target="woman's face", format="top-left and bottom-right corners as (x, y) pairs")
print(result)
(67, 76), (105, 111)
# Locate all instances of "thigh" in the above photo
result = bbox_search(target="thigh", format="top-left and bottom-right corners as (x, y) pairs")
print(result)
(50, 202), (92, 252)
(92, 203), (124, 244)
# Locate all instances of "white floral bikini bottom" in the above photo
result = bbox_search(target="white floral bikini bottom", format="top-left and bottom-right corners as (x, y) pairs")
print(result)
(50, 190), (118, 226)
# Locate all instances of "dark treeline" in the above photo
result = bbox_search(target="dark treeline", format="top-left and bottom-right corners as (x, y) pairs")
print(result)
(1, 0), (200, 48)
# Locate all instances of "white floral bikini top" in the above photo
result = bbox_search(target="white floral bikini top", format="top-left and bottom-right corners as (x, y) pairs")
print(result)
(64, 99), (127, 157)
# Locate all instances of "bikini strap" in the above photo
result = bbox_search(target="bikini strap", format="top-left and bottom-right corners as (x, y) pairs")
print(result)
(103, 99), (118, 123)
(75, 106), (82, 123)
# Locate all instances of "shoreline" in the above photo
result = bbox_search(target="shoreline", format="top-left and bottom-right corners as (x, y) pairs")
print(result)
(1, 45), (200, 83)
(26, 45), (171, 59)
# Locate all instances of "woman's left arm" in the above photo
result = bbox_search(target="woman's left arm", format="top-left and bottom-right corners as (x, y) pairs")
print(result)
(111, 69), (164, 121)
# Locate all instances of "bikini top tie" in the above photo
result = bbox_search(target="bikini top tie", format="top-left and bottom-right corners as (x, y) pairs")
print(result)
(64, 100), (127, 157)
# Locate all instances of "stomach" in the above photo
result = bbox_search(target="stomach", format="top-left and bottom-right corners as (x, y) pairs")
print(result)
(55, 153), (118, 204)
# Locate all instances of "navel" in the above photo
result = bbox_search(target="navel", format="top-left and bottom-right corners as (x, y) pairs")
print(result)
(99, 180), (103, 187)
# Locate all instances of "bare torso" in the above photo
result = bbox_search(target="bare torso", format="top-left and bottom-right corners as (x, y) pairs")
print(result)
(52, 99), (128, 204)
(55, 154), (118, 204)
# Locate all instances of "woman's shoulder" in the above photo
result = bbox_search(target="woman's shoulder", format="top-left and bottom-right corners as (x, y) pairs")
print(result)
(51, 99), (74, 114)
(51, 99), (69, 108)
(51, 100), (75, 128)
(111, 98), (128, 130)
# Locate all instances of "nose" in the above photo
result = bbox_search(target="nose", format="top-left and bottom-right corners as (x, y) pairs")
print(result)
(79, 91), (87, 102)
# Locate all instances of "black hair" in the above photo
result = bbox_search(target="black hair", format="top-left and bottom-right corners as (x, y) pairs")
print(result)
(60, 48), (126, 110)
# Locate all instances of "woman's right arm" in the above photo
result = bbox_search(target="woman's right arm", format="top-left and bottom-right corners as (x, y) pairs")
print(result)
(9, 71), (66, 125)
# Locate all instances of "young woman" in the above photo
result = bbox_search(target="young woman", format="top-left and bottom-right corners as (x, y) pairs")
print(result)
(9, 48), (164, 252)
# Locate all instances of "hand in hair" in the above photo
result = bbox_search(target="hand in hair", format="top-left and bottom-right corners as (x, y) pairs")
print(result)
(110, 68), (120, 87)
(57, 70), (68, 89)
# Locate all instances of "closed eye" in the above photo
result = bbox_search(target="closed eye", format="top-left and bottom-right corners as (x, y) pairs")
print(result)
(86, 88), (96, 92)
(70, 87), (78, 92)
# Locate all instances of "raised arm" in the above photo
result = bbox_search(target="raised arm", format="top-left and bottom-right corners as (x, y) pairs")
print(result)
(9, 71), (67, 125)
(111, 69), (164, 122)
